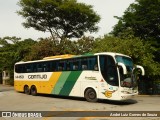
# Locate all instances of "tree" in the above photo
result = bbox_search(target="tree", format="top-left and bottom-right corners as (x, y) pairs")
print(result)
(15, 38), (37, 60)
(17, 0), (100, 40)
(0, 37), (21, 71)
(57, 38), (78, 55)
(75, 36), (94, 54)
(93, 35), (160, 77)
(24, 38), (57, 60)
(0, 37), (36, 70)
(111, 0), (160, 61)
(0, 37), (36, 84)
(112, 0), (160, 41)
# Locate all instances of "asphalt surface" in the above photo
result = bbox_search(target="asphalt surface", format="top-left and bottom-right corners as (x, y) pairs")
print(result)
(0, 84), (160, 120)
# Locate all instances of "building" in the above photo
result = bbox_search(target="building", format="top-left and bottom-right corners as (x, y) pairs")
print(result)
(2, 70), (10, 85)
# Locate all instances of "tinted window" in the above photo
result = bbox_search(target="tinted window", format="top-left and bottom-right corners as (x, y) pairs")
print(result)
(99, 55), (119, 86)
(57, 61), (65, 71)
(88, 57), (98, 70)
(81, 58), (88, 70)
(15, 56), (98, 73)
(72, 59), (79, 70)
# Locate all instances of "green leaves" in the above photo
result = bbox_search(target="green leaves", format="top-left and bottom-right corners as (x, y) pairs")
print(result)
(23, 36), (95, 60)
(112, 0), (160, 45)
(110, 0), (160, 79)
(92, 35), (160, 77)
(0, 37), (36, 71)
(17, 0), (100, 40)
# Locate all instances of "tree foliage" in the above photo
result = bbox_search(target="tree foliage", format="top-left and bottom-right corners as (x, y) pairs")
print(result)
(93, 35), (160, 77)
(17, 0), (100, 40)
(0, 37), (36, 71)
(23, 36), (95, 60)
(111, 0), (160, 71)
(24, 38), (58, 60)
(112, 0), (160, 42)
(75, 36), (94, 54)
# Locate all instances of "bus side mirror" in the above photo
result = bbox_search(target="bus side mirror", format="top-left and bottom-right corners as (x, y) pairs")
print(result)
(117, 62), (127, 75)
(135, 65), (145, 76)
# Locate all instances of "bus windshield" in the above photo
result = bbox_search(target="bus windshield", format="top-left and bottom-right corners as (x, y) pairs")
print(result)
(115, 56), (137, 88)
(115, 56), (133, 67)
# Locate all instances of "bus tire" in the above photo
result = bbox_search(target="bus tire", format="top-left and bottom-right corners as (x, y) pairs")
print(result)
(24, 85), (30, 95)
(30, 85), (37, 96)
(84, 88), (97, 102)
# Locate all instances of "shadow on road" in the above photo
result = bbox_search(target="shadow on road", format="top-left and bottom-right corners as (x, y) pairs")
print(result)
(98, 99), (137, 105)
(0, 84), (137, 105)
(37, 93), (137, 105)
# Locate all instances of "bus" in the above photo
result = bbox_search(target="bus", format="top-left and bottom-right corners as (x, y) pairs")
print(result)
(14, 52), (145, 102)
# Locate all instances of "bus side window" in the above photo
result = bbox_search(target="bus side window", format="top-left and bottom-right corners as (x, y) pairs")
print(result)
(33, 63), (37, 72)
(88, 57), (98, 70)
(47, 62), (52, 72)
(15, 65), (21, 73)
(63, 60), (66, 71)
(37, 63), (43, 72)
(26, 64), (31, 73)
(58, 61), (65, 71)
(23, 65), (27, 73)
(43, 63), (47, 72)
(21, 65), (25, 73)
(73, 59), (79, 70)
(51, 61), (56, 71)
(43, 62), (51, 72)
(66, 60), (71, 71)
(99, 56), (105, 71)
(81, 58), (88, 70)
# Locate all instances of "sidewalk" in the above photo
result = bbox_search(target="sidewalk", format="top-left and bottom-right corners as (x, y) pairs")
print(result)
(0, 84), (14, 92)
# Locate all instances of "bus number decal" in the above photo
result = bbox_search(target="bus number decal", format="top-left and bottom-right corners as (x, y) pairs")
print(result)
(15, 75), (24, 79)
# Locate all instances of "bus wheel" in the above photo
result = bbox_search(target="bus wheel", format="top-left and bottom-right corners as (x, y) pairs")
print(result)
(24, 85), (30, 95)
(30, 85), (37, 96)
(84, 88), (97, 102)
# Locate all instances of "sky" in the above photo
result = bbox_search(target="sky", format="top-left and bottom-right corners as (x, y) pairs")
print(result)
(0, 0), (135, 40)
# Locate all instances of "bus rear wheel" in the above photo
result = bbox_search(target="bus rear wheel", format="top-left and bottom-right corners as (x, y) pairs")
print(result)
(24, 85), (30, 95)
(84, 88), (97, 102)
(30, 85), (37, 96)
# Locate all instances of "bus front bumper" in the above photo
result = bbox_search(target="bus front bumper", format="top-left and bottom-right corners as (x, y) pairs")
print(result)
(120, 92), (138, 100)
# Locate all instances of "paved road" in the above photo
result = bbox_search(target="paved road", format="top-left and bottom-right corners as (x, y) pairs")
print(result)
(0, 85), (160, 120)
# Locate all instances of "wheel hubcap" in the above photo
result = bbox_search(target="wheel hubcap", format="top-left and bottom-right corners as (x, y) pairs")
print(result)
(89, 92), (95, 99)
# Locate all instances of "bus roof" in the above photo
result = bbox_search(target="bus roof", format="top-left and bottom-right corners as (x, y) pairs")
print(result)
(15, 52), (130, 64)
(95, 52), (131, 58)
(43, 54), (75, 60)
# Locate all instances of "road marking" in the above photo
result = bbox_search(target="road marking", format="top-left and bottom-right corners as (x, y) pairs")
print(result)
(42, 106), (56, 120)
(79, 117), (95, 120)
(79, 117), (109, 120)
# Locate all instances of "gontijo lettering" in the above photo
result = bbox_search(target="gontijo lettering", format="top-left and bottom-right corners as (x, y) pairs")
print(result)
(28, 74), (47, 79)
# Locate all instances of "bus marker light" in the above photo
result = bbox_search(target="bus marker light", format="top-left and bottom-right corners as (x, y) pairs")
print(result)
(100, 79), (104, 82)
